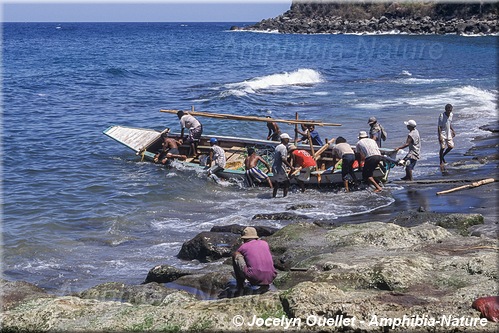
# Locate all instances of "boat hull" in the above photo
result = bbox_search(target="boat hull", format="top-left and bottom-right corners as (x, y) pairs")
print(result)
(103, 125), (394, 187)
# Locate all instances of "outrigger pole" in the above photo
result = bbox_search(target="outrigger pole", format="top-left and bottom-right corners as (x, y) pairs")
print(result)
(160, 107), (342, 127)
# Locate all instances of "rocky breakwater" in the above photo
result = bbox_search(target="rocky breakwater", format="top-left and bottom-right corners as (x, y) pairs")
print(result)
(234, 2), (498, 35)
(1, 211), (498, 332)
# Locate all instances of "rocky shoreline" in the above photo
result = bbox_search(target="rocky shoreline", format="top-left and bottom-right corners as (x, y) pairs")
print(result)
(234, 2), (498, 35)
(2, 215), (498, 332)
(236, 15), (498, 35)
(2, 128), (497, 332)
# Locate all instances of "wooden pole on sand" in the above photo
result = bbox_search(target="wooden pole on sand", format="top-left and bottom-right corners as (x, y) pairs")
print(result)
(436, 178), (495, 195)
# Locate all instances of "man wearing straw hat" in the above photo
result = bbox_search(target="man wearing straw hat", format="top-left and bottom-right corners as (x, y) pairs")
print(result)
(232, 227), (277, 293)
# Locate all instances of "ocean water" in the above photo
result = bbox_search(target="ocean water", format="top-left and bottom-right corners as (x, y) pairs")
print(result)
(2, 22), (497, 293)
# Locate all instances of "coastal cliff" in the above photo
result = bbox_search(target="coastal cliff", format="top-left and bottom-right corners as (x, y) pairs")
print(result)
(237, 1), (498, 35)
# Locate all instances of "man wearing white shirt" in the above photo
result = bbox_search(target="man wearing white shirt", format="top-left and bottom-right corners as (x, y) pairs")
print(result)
(177, 110), (203, 157)
(355, 131), (383, 193)
(438, 104), (456, 171)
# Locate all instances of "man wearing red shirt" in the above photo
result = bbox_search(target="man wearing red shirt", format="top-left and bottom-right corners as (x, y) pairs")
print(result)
(288, 144), (317, 192)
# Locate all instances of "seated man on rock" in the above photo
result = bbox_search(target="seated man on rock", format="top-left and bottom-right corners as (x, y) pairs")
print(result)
(232, 227), (277, 295)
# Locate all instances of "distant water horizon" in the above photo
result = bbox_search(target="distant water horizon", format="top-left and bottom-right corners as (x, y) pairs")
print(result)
(2, 22), (497, 293)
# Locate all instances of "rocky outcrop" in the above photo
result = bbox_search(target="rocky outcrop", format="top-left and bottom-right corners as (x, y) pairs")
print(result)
(177, 224), (280, 262)
(2, 218), (498, 332)
(144, 264), (192, 284)
(0, 280), (55, 311)
(177, 231), (239, 262)
(237, 1), (498, 35)
(76, 281), (183, 305)
(388, 211), (484, 235)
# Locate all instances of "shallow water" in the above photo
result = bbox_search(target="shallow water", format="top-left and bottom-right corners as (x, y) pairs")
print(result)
(2, 22), (497, 293)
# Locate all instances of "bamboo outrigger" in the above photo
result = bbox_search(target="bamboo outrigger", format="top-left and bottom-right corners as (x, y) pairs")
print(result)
(160, 108), (342, 127)
(104, 109), (397, 188)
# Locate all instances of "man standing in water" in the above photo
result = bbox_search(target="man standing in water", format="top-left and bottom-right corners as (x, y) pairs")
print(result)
(244, 148), (273, 188)
(438, 104), (456, 171)
(331, 136), (357, 192)
(395, 120), (420, 181)
(272, 133), (294, 198)
(355, 131), (383, 193)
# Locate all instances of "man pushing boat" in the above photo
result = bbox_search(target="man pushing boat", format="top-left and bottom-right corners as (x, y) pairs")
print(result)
(177, 110), (203, 157)
(153, 132), (187, 165)
(244, 148), (273, 188)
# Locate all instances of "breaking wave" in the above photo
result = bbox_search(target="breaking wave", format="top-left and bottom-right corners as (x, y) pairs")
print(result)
(222, 68), (324, 97)
(355, 85), (497, 117)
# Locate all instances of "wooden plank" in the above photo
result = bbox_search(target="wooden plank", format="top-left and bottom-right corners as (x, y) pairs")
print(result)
(103, 126), (161, 152)
(160, 109), (342, 127)
(313, 141), (332, 160)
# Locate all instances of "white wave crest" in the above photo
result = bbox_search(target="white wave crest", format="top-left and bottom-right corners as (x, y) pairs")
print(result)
(398, 77), (454, 85)
(401, 70), (412, 76)
(223, 68), (324, 96)
(354, 85), (497, 118)
(447, 85), (498, 118)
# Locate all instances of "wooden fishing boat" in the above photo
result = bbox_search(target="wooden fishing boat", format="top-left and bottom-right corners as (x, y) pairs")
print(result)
(104, 111), (397, 187)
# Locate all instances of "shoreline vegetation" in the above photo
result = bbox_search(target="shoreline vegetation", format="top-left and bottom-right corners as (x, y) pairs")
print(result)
(232, 1), (498, 35)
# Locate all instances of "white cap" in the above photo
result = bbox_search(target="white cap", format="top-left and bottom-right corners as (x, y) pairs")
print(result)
(358, 131), (368, 139)
(404, 120), (417, 127)
(280, 133), (291, 140)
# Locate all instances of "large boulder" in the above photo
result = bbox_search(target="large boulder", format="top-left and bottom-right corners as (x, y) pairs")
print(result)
(177, 231), (240, 262)
(178, 224), (280, 262)
(144, 264), (192, 284)
(268, 221), (498, 301)
(267, 222), (333, 271)
(252, 212), (309, 220)
(173, 269), (234, 300)
(210, 224), (279, 237)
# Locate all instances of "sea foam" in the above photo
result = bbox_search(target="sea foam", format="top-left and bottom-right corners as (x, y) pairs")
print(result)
(223, 68), (324, 96)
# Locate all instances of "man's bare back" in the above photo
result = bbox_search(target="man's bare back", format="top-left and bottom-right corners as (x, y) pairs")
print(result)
(163, 138), (179, 150)
(245, 153), (270, 172)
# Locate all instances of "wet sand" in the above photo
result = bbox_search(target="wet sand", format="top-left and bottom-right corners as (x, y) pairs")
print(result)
(336, 128), (498, 236)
